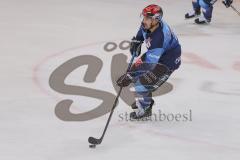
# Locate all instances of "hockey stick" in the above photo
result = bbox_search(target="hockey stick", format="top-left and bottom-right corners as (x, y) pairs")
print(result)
(230, 5), (240, 16)
(222, 1), (240, 16)
(88, 51), (137, 148)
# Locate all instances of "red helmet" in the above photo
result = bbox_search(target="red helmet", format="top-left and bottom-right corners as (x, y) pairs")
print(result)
(141, 4), (163, 20)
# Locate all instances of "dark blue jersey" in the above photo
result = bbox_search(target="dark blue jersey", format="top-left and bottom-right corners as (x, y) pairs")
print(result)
(135, 20), (181, 71)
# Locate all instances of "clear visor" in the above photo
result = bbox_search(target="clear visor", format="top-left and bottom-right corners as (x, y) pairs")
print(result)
(140, 12), (161, 21)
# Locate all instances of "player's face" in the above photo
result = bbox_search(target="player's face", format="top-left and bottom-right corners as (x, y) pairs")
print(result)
(142, 16), (158, 30)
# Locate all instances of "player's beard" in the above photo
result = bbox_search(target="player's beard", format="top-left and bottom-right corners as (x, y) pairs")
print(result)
(148, 21), (155, 31)
(142, 20), (156, 32)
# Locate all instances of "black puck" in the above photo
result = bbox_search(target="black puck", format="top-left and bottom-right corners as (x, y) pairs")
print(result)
(89, 144), (96, 149)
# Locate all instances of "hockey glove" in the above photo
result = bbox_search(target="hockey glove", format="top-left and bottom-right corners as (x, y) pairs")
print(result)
(130, 37), (142, 57)
(117, 73), (134, 87)
(222, 0), (233, 8)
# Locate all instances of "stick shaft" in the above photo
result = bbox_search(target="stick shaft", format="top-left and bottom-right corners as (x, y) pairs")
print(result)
(231, 5), (240, 16)
(99, 52), (136, 142)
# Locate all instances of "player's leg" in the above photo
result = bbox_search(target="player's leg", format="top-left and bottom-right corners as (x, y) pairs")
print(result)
(130, 45), (181, 120)
(195, 0), (214, 24)
(185, 0), (201, 19)
(130, 89), (154, 120)
(130, 65), (172, 120)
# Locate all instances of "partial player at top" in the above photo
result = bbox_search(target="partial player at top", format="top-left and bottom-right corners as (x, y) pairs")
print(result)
(185, 0), (233, 24)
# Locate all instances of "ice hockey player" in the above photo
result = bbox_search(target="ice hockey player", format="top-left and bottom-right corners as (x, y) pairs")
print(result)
(185, 0), (234, 24)
(116, 4), (181, 120)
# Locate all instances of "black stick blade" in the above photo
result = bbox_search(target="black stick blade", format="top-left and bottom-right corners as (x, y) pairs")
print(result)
(88, 137), (101, 145)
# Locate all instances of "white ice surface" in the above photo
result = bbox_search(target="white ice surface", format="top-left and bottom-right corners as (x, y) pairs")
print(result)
(0, 0), (240, 160)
